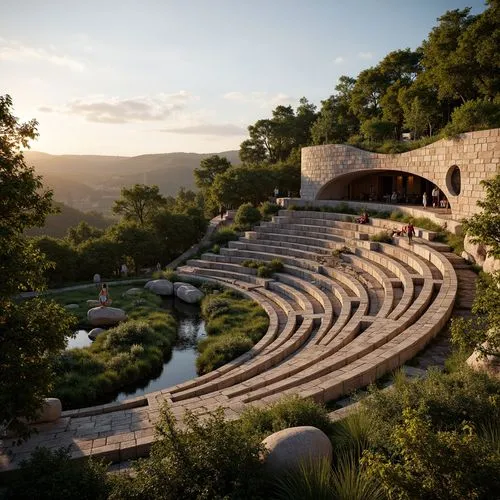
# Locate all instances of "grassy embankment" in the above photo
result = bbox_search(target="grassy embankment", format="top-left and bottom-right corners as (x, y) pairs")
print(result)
(196, 288), (269, 375)
(52, 285), (176, 409)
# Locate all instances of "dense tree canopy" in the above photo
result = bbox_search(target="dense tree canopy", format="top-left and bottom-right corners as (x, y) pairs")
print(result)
(112, 184), (166, 226)
(0, 95), (75, 434)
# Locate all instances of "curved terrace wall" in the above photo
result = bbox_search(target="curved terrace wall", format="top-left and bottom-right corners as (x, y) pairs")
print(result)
(300, 129), (500, 220)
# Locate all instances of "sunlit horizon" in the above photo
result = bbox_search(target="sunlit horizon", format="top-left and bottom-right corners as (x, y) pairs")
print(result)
(2, 0), (487, 156)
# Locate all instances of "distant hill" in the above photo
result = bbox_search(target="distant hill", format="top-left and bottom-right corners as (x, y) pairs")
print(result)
(27, 202), (115, 239)
(25, 150), (240, 213)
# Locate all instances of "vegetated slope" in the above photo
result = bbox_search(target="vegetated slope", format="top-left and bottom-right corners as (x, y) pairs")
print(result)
(26, 202), (115, 238)
(26, 150), (240, 196)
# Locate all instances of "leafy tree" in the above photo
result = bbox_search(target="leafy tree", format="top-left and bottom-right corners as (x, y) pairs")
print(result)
(112, 184), (166, 226)
(420, 8), (477, 104)
(107, 222), (162, 274)
(66, 221), (104, 247)
(457, 0), (500, 100)
(77, 237), (122, 280)
(31, 236), (79, 286)
(151, 210), (207, 261)
(444, 99), (500, 136)
(463, 174), (500, 259)
(350, 67), (388, 120)
(212, 164), (275, 208)
(360, 118), (396, 142)
(194, 155), (232, 191)
(0, 95), (75, 434)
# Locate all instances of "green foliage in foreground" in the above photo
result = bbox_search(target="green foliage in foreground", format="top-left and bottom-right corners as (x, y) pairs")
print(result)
(8, 370), (500, 499)
(196, 289), (269, 374)
(3, 447), (110, 500)
(51, 286), (176, 409)
(110, 406), (267, 500)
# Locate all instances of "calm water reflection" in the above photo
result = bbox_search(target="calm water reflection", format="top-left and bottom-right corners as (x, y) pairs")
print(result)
(114, 297), (206, 401)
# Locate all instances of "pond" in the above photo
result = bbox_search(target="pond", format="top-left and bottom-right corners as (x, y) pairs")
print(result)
(66, 297), (206, 401)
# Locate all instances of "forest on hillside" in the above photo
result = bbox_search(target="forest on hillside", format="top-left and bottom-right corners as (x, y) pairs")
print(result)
(237, 3), (499, 162)
(192, 3), (499, 213)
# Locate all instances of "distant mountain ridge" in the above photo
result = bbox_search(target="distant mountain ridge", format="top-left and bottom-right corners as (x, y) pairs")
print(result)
(25, 150), (240, 214)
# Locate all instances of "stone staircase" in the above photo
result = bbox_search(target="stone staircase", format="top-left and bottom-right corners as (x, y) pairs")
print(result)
(0, 210), (460, 474)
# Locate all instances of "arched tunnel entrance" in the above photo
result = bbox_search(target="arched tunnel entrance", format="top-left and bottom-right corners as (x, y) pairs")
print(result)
(316, 170), (450, 209)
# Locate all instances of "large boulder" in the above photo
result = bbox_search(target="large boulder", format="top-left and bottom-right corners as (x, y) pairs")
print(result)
(262, 426), (332, 473)
(87, 306), (127, 326)
(32, 398), (62, 424)
(88, 327), (105, 340)
(173, 281), (187, 294)
(176, 284), (204, 304)
(145, 279), (173, 296)
(466, 340), (500, 379)
(64, 303), (79, 310)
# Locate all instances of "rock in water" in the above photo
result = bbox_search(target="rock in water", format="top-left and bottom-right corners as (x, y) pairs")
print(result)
(176, 284), (204, 304)
(145, 279), (173, 296)
(262, 426), (332, 473)
(87, 306), (127, 326)
(88, 327), (105, 340)
(64, 303), (79, 309)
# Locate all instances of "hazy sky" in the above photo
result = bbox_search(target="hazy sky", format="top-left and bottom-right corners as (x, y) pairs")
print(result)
(1, 0), (487, 156)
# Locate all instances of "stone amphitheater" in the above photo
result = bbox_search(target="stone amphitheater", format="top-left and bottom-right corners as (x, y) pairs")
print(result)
(1, 129), (497, 473)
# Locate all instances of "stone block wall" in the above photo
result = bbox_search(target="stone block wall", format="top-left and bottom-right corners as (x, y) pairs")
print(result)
(301, 129), (499, 220)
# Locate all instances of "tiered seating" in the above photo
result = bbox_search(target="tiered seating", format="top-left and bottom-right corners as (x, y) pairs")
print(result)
(1, 210), (457, 471)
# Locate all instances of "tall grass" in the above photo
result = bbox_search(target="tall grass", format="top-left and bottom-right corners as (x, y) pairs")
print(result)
(196, 289), (269, 374)
(51, 286), (177, 409)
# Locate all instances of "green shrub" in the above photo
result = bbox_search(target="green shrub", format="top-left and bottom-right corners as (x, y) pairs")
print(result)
(259, 201), (280, 219)
(240, 395), (334, 439)
(242, 259), (261, 269)
(370, 231), (393, 243)
(109, 406), (267, 499)
(257, 265), (272, 278)
(211, 226), (239, 245)
(211, 243), (220, 254)
(363, 407), (500, 500)
(235, 202), (261, 230)
(197, 289), (269, 373)
(196, 333), (254, 374)
(201, 296), (231, 319)
(4, 447), (110, 500)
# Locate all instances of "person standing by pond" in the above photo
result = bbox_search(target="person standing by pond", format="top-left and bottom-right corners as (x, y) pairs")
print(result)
(98, 283), (110, 307)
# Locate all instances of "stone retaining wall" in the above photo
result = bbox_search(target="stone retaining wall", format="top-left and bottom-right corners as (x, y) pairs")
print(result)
(300, 129), (500, 220)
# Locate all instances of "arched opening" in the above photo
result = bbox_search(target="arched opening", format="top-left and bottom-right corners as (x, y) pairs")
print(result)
(446, 165), (461, 196)
(316, 170), (450, 209)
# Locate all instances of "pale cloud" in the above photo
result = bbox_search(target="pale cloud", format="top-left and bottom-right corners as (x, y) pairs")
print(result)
(0, 39), (85, 71)
(160, 123), (247, 136)
(223, 91), (294, 108)
(358, 51), (373, 60)
(40, 92), (196, 124)
(334, 56), (344, 64)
